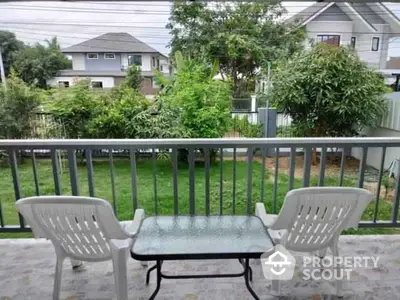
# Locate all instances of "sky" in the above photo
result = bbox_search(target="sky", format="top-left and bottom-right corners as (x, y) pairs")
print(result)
(0, 1), (400, 57)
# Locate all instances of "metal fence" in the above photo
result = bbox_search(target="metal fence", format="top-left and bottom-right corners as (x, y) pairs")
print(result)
(0, 138), (400, 233)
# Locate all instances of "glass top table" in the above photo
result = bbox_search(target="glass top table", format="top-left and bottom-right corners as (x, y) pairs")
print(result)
(130, 215), (274, 299)
(131, 215), (274, 260)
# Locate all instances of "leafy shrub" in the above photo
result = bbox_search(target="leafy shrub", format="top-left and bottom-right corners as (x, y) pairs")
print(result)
(0, 71), (41, 139)
(270, 43), (388, 137)
(49, 80), (101, 138)
(156, 52), (232, 138)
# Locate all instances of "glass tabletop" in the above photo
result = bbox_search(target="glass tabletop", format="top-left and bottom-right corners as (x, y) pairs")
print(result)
(131, 215), (274, 260)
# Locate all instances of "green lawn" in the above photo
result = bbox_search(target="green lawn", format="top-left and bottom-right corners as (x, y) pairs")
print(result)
(0, 157), (398, 238)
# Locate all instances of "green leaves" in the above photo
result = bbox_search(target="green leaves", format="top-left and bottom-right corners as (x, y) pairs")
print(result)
(0, 71), (40, 139)
(11, 37), (70, 88)
(270, 43), (388, 137)
(168, 0), (305, 95)
(157, 52), (232, 138)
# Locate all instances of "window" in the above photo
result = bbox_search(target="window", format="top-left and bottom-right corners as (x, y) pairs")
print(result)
(91, 81), (103, 89)
(152, 57), (160, 69)
(104, 53), (115, 59)
(316, 35), (340, 46)
(128, 55), (142, 66)
(160, 65), (163, 72)
(58, 81), (69, 88)
(87, 53), (98, 59)
(371, 37), (380, 51)
(350, 37), (356, 49)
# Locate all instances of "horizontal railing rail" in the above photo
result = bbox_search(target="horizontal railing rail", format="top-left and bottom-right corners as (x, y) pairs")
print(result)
(0, 137), (400, 233)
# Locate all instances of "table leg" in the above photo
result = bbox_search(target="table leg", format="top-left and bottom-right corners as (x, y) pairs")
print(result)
(149, 260), (162, 300)
(238, 258), (253, 282)
(244, 258), (259, 300)
(146, 264), (157, 285)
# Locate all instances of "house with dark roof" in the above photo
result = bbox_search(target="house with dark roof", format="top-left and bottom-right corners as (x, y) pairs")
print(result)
(288, 2), (400, 69)
(47, 32), (170, 96)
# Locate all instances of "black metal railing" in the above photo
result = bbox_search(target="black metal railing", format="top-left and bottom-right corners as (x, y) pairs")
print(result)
(0, 138), (399, 233)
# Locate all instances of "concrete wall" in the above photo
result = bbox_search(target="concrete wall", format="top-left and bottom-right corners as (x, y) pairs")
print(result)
(352, 93), (400, 170)
(71, 54), (85, 70)
(47, 76), (115, 88)
(84, 53), (122, 71)
(351, 127), (400, 170)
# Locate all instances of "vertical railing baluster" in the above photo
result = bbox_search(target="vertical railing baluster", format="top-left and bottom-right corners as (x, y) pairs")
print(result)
(51, 149), (61, 195)
(172, 148), (178, 215)
(288, 147), (296, 191)
(152, 148), (158, 215)
(247, 147), (253, 215)
(109, 150), (117, 216)
(31, 150), (40, 196)
(339, 147), (346, 186)
(67, 149), (79, 196)
(9, 149), (24, 228)
(189, 148), (195, 215)
(219, 148), (223, 215)
(273, 148), (280, 214)
(318, 147), (327, 187)
(0, 203), (4, 227)
(358, 147), (368, 188)
(232, 147), (237, 215)
(204, 148), (210, 215)
(303, 147), (312, 187)
(85, 149), (95, 197)
(374, 147), (386, 223)
(260, 147), (266, 204)
(391, 157), (400, 223)
(130, 149), (138, 212)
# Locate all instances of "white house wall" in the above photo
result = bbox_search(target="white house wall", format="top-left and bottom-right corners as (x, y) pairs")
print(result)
(355, 24), (390, 69)
(305, 21), (353, 48)
(71, 54), (85, 70)
(47, 76), (115, 88)
(306, 21), (390, 69)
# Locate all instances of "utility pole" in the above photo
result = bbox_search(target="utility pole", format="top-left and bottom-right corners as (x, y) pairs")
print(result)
(0, 47), (6, 87)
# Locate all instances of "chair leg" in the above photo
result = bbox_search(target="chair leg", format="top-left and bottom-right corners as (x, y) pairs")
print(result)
(316, 248), (327, 259)
(53, 254), (65, 300)
(271, 279), (281, 296)
(70, 259), (84, 271)
(111, 245), (129, 300)
(331, 241), (343, 298)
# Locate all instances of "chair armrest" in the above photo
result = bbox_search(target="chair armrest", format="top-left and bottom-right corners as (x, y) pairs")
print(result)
(120, 209), (145, 238)
(255, 203), (278, 227)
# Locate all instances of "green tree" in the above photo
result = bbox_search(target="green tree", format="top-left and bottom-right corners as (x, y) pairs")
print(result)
(156, 51), (232, 138)
(49, 80), (100, 138)
(123, 65), (143, 90)
(270, 43), (388, 138)
(0, 31), (24, 78)
(12, 37), (70, 88)
(167, 0), (305, 96)
(89, 84), (185, 139)
(0, 71), (41, 139)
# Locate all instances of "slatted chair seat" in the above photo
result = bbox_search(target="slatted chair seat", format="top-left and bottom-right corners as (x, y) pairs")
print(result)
(16, 196), (144, 300)
(256, 187), (373, 297)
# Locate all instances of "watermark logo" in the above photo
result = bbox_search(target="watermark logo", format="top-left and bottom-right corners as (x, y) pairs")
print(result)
(261, 245), (380, 281)
(261, 244), (296, 280)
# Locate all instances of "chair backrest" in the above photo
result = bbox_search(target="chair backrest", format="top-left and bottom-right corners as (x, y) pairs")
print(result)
(16, 196), (128, 261)
(272, 187), (372, 252)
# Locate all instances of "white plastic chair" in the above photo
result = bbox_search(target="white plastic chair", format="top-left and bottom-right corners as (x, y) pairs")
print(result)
(255, 187), (373, 297)
(16, 196), (144, 300)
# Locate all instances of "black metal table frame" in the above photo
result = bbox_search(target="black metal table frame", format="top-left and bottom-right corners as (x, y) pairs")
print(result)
(135, 255), (260, 300)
